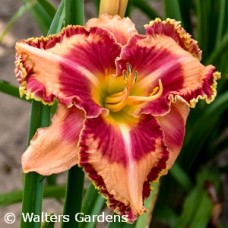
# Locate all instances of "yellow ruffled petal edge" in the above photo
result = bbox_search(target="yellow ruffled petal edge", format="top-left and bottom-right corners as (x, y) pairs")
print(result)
(145, 18), (202, 60)
(79, 114), (169, 222)
(189, 71), (221, 107)
(169, 71), (221, 108)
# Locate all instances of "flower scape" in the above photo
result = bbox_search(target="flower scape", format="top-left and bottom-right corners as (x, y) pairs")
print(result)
(15, 15), (220, 222)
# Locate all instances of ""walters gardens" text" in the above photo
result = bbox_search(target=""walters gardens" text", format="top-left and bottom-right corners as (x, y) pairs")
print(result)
(21, 212), (128, 223)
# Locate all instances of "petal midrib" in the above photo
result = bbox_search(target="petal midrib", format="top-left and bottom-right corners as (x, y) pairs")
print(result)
(118, 123), (143, 213)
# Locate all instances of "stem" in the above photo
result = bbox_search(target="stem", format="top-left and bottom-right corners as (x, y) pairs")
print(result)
(20, 173), (44, 228)
(85, 196), (105, 228)
(21, 107), (51, 228)
(40, 105), (51, 127)
(0, 80), (29, 101)
(0, 185), (65, 206)
(164, 0), (182, 21)
(62, 166), (84, 228)
(61, 1), (84, 227)
(64, 0), (84, 25)
(81, 184), (99, 215)
(20, 1), (65, 227)
(20, 101), (44, 228)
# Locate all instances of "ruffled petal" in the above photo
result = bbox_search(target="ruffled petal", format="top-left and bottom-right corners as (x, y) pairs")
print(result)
(15, 26), (121, 117)
(79, 114), (168, 221)
(156, 100), (189, 169)
(86, 14), (138, 45)
(117, 27), (220, 116)
(145, 18), (202, 60)
(22, 104), (84, 175)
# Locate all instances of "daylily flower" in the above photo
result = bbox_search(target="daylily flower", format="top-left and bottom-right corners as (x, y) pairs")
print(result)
(15, 15), (220, 221)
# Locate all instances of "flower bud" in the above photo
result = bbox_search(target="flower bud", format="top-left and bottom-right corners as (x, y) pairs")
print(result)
(99, 0), (128, 17)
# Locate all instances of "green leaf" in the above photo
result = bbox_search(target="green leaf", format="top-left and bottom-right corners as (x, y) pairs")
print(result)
(20, 100), (51, 228)
(81, 184), (100, 215)
(20, 1), (65, 227)
(23, 0), (56, 33)
(215, 0), (226, 45)
(37, 0), (56, 19)
(84, 196), (106, 228)
(170, 163), (193, 193)
(0, 80), (29, 101)
(152, 203), (178, 226)
(174, 168), (220, 228)
(79, 184), (106, 228)
(164, 0), (182, 21)
(177, 0), (194, 33)
(0, 2), (34, 43)
(94, 0), (100, 15)
(195, 0), (220, 60)
(48, 0), (65, 35)
(21, 172), (44, 228)
(62, 166), (84, 228)
(64, 0), (84, 26)
(61, 1), (85, 228)
(205, 32), (228, 65)
(135, 182), (160, 228)
(180, 91), (228, 170)
(0, 185), (64, 207)
(132, 0), (161, 19)
(41, 213), (56, 228)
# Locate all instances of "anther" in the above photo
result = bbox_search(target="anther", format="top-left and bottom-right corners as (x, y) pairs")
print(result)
(123, 70), (128, 80)
(126, 63), (132, 75)
(133, 71), (138, 83)
(105, 63), (139, 112)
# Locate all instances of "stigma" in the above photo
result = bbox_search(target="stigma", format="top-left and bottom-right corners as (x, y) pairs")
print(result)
(105, 64), (163, 112)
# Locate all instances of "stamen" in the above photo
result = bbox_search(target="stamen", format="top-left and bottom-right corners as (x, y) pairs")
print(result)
(105, 88), (129, 112)
(150, 86), (159, 96)
(105, 63), (136, 112)
(105, 63), (158, 112)
(134, 71), (138, 83)
(127, 79), (163, 106)
(105, 88), (127, 104)
(126, 63), (132, 75)
(123, 70), (128, 80)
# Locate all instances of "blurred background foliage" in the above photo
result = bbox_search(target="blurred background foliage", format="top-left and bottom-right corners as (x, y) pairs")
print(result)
(0, 0), (228, 227)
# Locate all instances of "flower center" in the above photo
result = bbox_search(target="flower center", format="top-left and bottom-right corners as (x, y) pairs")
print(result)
(105, 64), (163, 112)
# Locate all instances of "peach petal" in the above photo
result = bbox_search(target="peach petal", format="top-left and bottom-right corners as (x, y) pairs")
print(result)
(22, 104), (84, 175)
(86, 14), (138, 45)
(156, 100), (189, 169)
(15, 26), (121, 117)
(145, 18), (202, 60)
(79, 114), (168, 221)
(117, 32), (220, 116)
